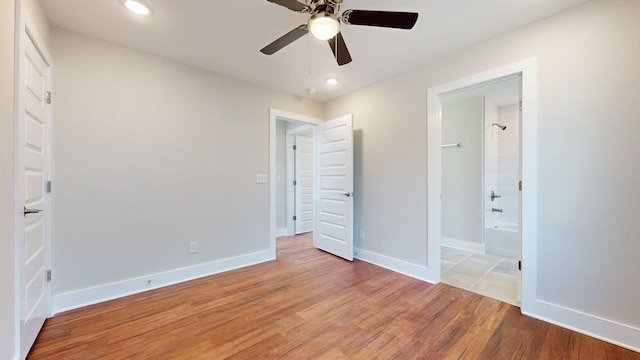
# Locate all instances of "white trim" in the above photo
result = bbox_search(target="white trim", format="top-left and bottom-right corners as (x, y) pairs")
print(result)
(427, 57), (537, 294)
(355, 248), (436, 284)
(440, 238), (485, 254)
(428, 59), (640, 351)
(275, 227), (287, 237)
(269, 109), (322, 259)
(53, 250), (273, 314)
(524, 300), (640, 353)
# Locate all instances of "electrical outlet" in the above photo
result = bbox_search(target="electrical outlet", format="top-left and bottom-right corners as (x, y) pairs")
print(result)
(256, 174), (268, 183)
(360, 229), (365, 239)
(189, 241), (198, 254)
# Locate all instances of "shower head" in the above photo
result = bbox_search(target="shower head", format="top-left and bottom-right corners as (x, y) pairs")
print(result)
(492, 123), (507, 131)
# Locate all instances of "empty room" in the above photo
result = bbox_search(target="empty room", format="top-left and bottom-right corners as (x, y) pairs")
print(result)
(1, 0), (639, 359)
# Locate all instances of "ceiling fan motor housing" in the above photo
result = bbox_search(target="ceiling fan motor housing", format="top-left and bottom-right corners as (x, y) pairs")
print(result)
(261, 0), (419, 66)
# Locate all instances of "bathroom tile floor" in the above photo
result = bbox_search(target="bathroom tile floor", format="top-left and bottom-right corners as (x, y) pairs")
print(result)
(441, 246), (520, 306)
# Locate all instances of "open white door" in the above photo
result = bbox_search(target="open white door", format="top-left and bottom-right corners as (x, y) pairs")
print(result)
(17, 20), (52, 357)
(295, 135), (314, 234)
(314, 115), (354, 261)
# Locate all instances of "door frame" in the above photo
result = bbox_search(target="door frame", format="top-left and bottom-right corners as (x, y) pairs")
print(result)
(14, 8), (54, 358)
(426, 58), (538, 312)
(285, 125), (315, 236)
(269, 109), (322, 258)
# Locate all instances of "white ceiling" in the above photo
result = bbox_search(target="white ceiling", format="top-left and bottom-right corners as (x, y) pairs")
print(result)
(40, 0), (590, 102)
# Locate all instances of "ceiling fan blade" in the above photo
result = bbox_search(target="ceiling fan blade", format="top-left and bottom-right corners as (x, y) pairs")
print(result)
(260, 25), (308, 55)
(327, 32), (352, 66)
(342, 10), (419, 29)
(266, 0), (308, 13)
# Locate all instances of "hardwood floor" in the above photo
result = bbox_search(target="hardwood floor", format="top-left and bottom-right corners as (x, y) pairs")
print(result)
(29, 233), (638, 359)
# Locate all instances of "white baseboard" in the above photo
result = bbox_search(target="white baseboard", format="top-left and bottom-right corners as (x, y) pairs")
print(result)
(441, 237), (485, 254)
(357, 246), (639, 352)
(53, 250), (274, 314)
(354, 247), (436, 284)
(275, 227), (288, 237)
(524, 299), (640, 353)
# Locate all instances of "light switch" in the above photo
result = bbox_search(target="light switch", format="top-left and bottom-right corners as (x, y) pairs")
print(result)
(256, 174), (268, 184)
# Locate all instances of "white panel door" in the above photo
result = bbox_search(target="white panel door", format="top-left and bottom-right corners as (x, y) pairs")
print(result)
(17, 25), (51, 357)
(314, 115), (353, 260)
(295, 136), (315, 234)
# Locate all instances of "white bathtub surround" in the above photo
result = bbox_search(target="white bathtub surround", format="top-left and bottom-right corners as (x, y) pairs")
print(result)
(485, 99), (520, 258)
(485, 222), (519, 259)
(496, 104), (520, 225)
(485, 98), (500, 218)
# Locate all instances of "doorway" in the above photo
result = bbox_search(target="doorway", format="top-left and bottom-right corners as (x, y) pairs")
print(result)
(285, 125), (315, 236)
(269, 109), (355, 261)
(269, 110), (321, 258)
(438, 77), (521, 305)
(426, 58), (538, 312)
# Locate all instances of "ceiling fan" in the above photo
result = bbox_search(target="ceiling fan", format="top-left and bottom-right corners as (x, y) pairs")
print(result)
(260, 0), (419, 66)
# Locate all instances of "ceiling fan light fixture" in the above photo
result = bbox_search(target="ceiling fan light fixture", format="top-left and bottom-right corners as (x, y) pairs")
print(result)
(124, 0), (150, 15)
(309, 13), (340, 40)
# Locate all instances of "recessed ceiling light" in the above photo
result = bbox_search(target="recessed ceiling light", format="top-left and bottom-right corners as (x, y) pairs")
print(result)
(125, 0), (150, 15)
(326, 78), (339, 86)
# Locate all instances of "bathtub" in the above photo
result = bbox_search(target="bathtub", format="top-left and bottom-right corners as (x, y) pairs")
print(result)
(484, 222), (518, 258)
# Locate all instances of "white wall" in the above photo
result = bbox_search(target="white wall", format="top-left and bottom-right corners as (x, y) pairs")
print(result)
(0, 2), (16, 358)
(50, 29), (322, 305)
(323, 84), (429, 266)
(325, 0), (640, 347)
(441, 96), (483, 247)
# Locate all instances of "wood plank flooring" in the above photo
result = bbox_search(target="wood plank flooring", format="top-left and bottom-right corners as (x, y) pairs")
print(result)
(28, 233), (639, 359)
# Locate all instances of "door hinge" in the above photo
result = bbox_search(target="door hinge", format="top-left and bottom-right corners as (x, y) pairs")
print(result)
(519, 100), (522, 111)
(293, 216), (297, 221)
(518, 261), (522, 271)
(519, 181), (522, 191)
(293, 180), (297, 186)
(45, 91), (52, 104)
(46, 180), (52, 193)
(293, 145), (297, 151)
(46, 270), (52, 282)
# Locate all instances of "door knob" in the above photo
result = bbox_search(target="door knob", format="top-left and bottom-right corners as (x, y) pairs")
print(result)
(23, 206), (43, 216)
(341, 192), (352, 197)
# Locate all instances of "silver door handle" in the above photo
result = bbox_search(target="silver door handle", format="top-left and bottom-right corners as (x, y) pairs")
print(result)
(341, 192), (352, 197)
(24, 206), (43, 216)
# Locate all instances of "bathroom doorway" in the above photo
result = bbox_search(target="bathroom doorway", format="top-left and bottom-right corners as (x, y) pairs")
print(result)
(438, 76), (522, 305)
